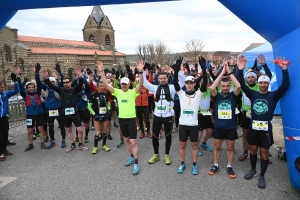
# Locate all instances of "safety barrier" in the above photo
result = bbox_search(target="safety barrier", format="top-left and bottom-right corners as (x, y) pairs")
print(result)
(8, 101), (26, 128)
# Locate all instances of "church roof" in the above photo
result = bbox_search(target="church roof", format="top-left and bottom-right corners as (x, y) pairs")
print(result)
(28, 47), (125, 56)
(90, 6), (105, 26)
(18, 35), (99, 47)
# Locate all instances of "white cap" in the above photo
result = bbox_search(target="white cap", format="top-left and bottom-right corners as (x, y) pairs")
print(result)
(49, 77), (56, 82)
(185, 76), (195, 83)
(120, 77), (130, 84)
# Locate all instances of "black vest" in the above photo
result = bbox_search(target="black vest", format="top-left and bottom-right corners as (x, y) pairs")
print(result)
(60, 88), (78, 109)
(155, 84), (173, 102)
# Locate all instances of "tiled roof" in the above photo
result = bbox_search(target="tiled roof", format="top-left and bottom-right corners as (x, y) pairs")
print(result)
(18, 35), (99, 47)
(15, 42), (30, 50)
(242, 43), (263, 52)
(29, 47), (125, 56)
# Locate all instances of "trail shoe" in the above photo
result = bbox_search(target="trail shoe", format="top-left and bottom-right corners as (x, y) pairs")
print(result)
(44, 136), (49, 143)
(164, 154), (171, 165)
(201, 143), (213, 151)
(244, 169), (257, 180)
(208, 165), (219, 175)
(107, 133), (113, 140)
(148, 154), (160, 164)
(132, 164), (140, 175)
(92, 147), (98, 154)
(78, 144), (89, 151)
(177, 164), (186, 174)
(117, 140), (124, 148)
(192, 165), (199, 175)
(41, 142), (47, 149)
(258, 175), (266, 189)
(84, 137), (89, 143)
(25, 144), (34, 152)
(61, 141), (66, 148)
(125, 157), (135, 166)
(239, 153), (248, 161)
(47, 141), (56, 149)
(102, 145), (110, 152)
(227, 167), (237, 179)
(65, 145), (76, 153)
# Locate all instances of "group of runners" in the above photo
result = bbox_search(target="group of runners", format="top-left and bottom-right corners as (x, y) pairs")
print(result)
(0, 54), (290, 189)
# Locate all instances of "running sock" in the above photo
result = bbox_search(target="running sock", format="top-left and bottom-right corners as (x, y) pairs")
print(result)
(102, 134), (107, 146)
(135, 158), (138, 164)
(94, 135), (99, 147)
(214, 163), (219, 167)
(260, 159), (269, 176)
(192, 162), (196, 166)
(121, 138), (124, 142)
(250, 154), (257, 171)
(78, 143), (82, 147)
(202, 142), (206, 145)
(85, 127), (90, 137)
(130, 154), (134, 158)
(71, 143), (76, 147)
(181, 161), (185, 165)
(227, 164), (232, 168)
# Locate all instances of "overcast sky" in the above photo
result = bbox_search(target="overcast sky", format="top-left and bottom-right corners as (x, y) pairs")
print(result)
(7, 0), (266, 54)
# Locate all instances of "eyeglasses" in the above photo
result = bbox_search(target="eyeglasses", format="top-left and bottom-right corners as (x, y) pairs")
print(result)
(63, 82), (69, 84)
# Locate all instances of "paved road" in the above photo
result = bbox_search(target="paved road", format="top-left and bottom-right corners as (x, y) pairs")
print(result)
(0, 123), (299, 200)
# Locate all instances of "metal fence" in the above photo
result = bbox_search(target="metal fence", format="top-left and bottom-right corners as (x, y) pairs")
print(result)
(8, 101), (26, 128)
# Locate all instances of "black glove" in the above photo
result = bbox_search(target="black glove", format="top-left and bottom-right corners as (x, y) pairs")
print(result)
(149, 63), (155, 71)
(111, 68), (116, 75)
(194, 63), (198, 72)
(116, 71), (120, 79)
(104, 68), (111, 75)
(55, 63), (61, 73)
(120, 71), (125, 78)
(86, 68), (93, 75)
(183, 62), (190, 72)
(128, 71), (135, 82)
(170, 63), (177, 71)
(134, 68), (138, 75)
(125, 64), (131, 73)
(10, 73), (17, 82)
(144, 62), (151, 70)
(35, 63), (41, 73)
(198, 56), (206, 71)
(24, 76), (28, 83)
(175, 56), (183, 68)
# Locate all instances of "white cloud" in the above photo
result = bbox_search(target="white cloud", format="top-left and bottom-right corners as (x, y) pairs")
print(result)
(7, 0), (266, 54)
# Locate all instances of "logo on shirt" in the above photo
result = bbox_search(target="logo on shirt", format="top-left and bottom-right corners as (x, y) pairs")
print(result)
(218, 100), (231, 111)
(253, 99), (268, 115)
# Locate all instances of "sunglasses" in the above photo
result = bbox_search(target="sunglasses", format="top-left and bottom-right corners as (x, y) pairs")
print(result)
(63, 82), (69, 84)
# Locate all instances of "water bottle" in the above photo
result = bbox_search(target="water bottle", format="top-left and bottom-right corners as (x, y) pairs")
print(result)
(273, 59), (290, 66)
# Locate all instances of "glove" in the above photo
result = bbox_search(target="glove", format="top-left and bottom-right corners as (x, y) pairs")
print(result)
(198, 56), (206, 71)
(170, 63), (177, 71)
(175, 56), (183, 68)
(111, 68), (116, 75)
(24, 76), (28, 83)
(35, 63), (41, 73)
(144, 62), (151, 70)
(149, 63), (155, 71)
(120, 71), (125, 78)
(104, 68), (111, 75)
(86, 68), (93, 75)
(115, 71), (120, 79)
(55, 63), (61, 73)
(134, 68), (138, 75)
(194, 63), (198, 71)
(10, 73), (17, 82)
(125, 64), (131, 73)
(128, 71), (135, 82)
(183, 62), (190, 71)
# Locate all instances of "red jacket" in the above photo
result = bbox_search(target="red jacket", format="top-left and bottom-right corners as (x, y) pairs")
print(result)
(135, 86), (148, 106)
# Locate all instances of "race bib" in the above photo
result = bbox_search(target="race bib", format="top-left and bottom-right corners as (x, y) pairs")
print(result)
(218, 110), (232, 119)
(200, 111), (212, 116)
(26, 119), (32, 126)
(65, 107), (75, 115)
(252, 120), (268, 131)
(49, 110), (59, 117)
(99, 107), (107, 114)
(183, 109), (195, 117)
(246, 110), (251, 119)
(156, 106), (167, 113)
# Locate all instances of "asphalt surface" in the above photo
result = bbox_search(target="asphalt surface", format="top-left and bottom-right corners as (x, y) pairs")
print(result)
(0, 122), (300, 200)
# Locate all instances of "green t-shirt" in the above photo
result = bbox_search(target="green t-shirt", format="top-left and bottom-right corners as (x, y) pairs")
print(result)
(241, 83), (259, 111)
(112, 88), (139, 118)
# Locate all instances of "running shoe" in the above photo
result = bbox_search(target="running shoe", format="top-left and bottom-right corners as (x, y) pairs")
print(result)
(192, 165), (199, 175)
(3, 150), (13, 156)
(24, 144), (34, 152)
(102, 145), (110, 152)
(84, 137), (89, 143)
(61, 141), (66, 148)
(244, 169), (257, 180)
(125, 157), (135, 166)
(78, 144), (89, 151)
(117, 140), (124, 148)
(227, 167), (236, 178)
(47, 141), (56, 149)
(164, 154), (171, 165)
(239, 153), (248, 161)
(258, 175), (266, 189)
(0, 154), (6, 161)
(201, 143), (213, 151)
(74, 137), (79, 143)
(198, 148), (203, 156)
(65, 145), (76, 153)
(41, 142), (47, 149)
(107, 133), (113, 140)
(132, 164), (140, 175)
(44, 136), (49, 143)
(177, 164), (186, 174)
(148, 154), (160, 164)
(147, 133), (152, 138)
(208, 165), (219, 175)
(139, 133), (145, 139)
(92, 147), (98, 154)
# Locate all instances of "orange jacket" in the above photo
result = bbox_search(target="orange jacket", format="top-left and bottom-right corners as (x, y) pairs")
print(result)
(135, 86), (149, 106)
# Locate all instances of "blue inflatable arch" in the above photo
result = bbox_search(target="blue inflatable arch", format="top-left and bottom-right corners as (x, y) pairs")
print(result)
(0, 0), (299, 190)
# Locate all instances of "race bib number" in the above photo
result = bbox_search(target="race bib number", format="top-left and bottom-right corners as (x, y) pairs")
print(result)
(183, 109), (194, 117)
(218, 110), (232, 119)
(121, 99), (128, 103)
(49, 110), (59, 117)
(156, 106), (167, 113)
(65, 107), (75, 115)
(252, 120), (268, 131)
(246, 110), (251, 119)
(200, 111), (212, 116)
(26, 119), (32, 126)
(99, 107), (107, 114)
(235, 108), (240, 115)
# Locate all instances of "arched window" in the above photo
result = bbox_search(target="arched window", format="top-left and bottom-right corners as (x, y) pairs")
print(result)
(68, 68), (74, 80)
(105, 35), (111, 45)
(89, 34), (95, 42)
(4, 45), (12, 62)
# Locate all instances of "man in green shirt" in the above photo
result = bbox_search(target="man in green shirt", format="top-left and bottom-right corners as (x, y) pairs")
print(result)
(97, 60), (144, 175)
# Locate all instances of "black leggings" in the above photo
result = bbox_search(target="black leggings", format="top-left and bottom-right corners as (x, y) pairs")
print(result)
(0, 117), (9, 154)
(136, 106), (150, 133)
(48, 112), (66, 141)
(152, 116), (173, 154)
(148, 96), (154, 114)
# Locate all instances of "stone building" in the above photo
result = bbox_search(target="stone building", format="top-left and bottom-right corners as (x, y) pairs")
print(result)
(0, 6), (125, 86)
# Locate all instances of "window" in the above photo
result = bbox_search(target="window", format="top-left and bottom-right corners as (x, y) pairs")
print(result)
(89, 34), (95, 42)
(4, 45), (12, 62)
(105, 34), (111, 45)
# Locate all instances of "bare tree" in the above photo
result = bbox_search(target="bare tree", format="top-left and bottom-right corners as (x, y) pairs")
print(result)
(184, 39), (205, 63)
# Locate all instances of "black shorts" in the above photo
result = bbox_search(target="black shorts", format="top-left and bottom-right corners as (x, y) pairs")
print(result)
(26, 114), (45, 128)
(247, 129), (274, 149)
(63, 112), (82, 128)
(107, 113), (112, 121)
(119, 118), (137, 139)
(78, 109), (90, 123)
(210, 100), (215, 110)
(213, 128), (238, 141)
(241, 111), (251, 129)
(179, 125), (198, 142)
(198, 114), (213, 130)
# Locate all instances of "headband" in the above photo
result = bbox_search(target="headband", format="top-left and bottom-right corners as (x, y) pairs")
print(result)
(258, 76), (270, 83)
(245, 71), (257, 79)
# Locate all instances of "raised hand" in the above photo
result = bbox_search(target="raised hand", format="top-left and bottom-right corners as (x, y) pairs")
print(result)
(276, 56), (288, 70)
(97, 61), (104, 72)
(137, 60), (144, 72)
(35, 63), (41, 73)
(175, 56), (183, 68)
(89, 73), (94, 81)
(55, 63), (61, 73)
(14, 66), (21, 76)
(10, 73), (17, 82)
(257, 54), (266, 65)
(52, 72), (58, 80)
(42, 69), (49, 79)
(238, 55), (247, 70)
(229, 56), (236, 66)
(75, 66), (82, 76)
(198, 56), (206, 70)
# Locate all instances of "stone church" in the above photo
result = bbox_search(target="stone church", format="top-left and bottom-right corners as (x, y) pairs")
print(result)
(0, 6), (126, 86)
